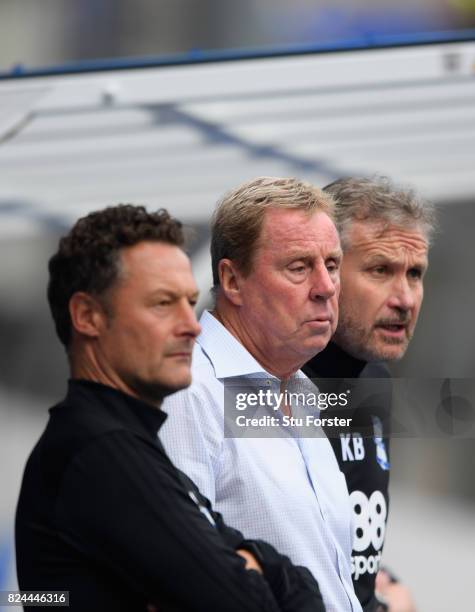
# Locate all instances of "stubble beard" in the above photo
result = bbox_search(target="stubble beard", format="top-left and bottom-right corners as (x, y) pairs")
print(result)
(333, 311), (411, 363)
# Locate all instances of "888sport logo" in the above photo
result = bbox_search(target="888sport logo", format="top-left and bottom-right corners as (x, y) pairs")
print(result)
(350, 490), (387, 579)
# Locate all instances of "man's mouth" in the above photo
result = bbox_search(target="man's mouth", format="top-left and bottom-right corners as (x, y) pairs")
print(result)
(166, 345), (194, 359)
(375, 322), (408, 338)
(304, 317), (332, 331)
(306, 314), (333, 323)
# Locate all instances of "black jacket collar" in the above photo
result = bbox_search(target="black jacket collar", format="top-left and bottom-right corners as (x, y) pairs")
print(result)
(59, 379), (167, 439)
(304, 341), (368, 379)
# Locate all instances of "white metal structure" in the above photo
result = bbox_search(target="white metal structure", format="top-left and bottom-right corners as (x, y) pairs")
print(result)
(1, 41), (475, 233)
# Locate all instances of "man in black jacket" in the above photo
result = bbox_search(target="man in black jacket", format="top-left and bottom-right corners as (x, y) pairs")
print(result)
(303, 177), (436, 612)
(16, 204), (325, 612)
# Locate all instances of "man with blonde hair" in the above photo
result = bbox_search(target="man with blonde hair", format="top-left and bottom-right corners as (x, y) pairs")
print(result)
(162, 177), (363, 612)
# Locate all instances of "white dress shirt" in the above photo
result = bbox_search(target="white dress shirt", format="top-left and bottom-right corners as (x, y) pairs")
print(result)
(162, 310), (362, 612)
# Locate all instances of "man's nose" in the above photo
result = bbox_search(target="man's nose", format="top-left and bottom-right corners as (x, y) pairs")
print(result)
(387, 277), (416, 311)
(178, 300), (202, 337)
(309, 265), (337, 301)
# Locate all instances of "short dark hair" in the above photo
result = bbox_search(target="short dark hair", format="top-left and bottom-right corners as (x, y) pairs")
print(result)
(48, 204), (184, 348)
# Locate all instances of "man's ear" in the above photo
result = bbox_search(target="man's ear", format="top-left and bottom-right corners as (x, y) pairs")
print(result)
(69, 292), (108, 339)
(218, 259), (244, 306)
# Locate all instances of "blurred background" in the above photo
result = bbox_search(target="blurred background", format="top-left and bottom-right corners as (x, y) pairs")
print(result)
(1, 1), (475, 610)
(1, 0), (475, 71)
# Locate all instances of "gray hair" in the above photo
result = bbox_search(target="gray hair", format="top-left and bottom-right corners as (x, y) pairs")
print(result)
(323, 176), (436, 249)
(211, 176), (336, 289)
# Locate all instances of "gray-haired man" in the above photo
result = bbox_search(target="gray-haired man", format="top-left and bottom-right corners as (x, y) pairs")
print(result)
(304, 176), (435, 612)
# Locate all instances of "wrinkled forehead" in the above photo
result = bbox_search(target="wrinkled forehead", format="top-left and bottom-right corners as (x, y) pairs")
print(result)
(346, 219), (429, 259)
(259, 207), (339, 247)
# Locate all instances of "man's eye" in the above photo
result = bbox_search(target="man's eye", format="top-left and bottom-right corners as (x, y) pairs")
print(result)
(157, 300), (172, 307)
(372, 265), (387, 275)
(289, 265), (306, 273)
(408, 268), (422, 280)
(326, 260), (339, 272)
(188, 299), (198, 307)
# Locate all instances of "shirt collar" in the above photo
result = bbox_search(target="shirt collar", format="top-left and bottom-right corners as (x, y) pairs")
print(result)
(197, 310), (307, 383)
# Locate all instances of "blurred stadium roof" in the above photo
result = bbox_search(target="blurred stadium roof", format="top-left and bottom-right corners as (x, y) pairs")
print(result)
(1, 38), (475, 240)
